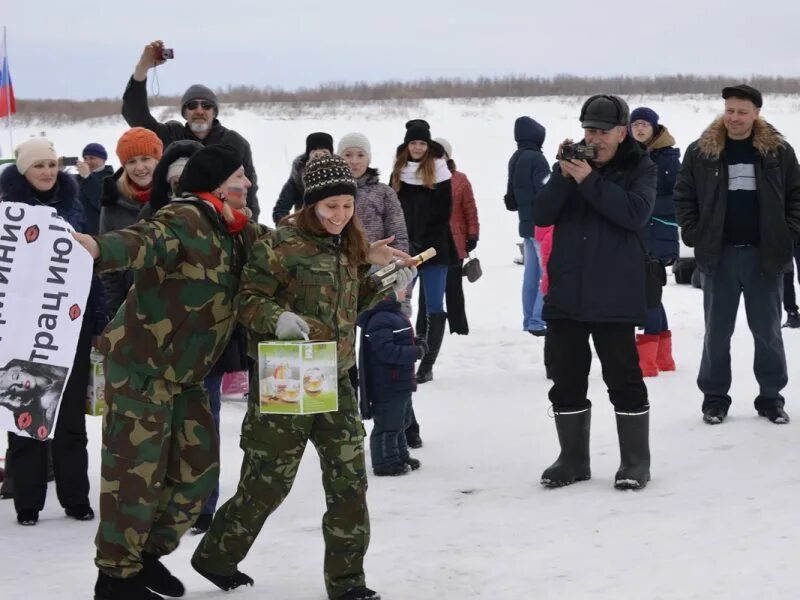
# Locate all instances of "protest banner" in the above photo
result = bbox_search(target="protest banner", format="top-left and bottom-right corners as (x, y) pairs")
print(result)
(0, 203), (93, 440)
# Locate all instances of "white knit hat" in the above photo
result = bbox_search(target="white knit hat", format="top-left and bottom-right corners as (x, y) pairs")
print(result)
(15, 138), (58, 175)
(434, 137), (453, 159)
(337, 132), (372, 163)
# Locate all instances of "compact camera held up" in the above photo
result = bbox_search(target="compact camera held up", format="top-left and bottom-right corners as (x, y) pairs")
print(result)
(556, 143), (597, 161)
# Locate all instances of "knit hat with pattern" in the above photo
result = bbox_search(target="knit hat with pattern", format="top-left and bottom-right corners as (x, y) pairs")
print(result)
(302, 154), (357, 206)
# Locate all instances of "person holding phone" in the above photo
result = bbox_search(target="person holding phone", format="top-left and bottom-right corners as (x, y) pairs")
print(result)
(121, 40), (260, 220)
(76, 143), (113, 235)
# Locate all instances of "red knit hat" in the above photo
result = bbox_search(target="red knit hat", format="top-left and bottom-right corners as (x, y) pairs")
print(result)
(116, 127), (163, 164)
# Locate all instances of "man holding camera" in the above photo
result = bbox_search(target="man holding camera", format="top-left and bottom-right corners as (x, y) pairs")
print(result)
(121, 40), (260, 220)
(675, 84), (800, 425)
(534, 94), (656, 491)
(76, 143), (113, 235)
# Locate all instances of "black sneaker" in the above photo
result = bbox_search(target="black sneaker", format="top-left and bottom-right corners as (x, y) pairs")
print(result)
(141, 552), (185, 597)
(191, 556), (253, 591)
(758, 406), (790, 424)
(334, 587), (381, 600)
(527, 329), (546, 337)
(191, 513), (212, 535)
(702, 406), (728, 425)
(405, 431), (423, 449)
(65, 504), (95, 521)
(17, 510), (38, 526)
(404, 457), (421, 471)
(783, 311), (800, 328)
(373, 463), (409, 477)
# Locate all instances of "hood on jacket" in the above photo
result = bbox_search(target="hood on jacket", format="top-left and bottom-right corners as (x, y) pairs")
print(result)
(290, 154), (308, 189)
(647, 125), (676, 152)
(514, 116), (546, 149)
(356, 167), (381, 188)
(0, 167), (84, 229)
(356, 297), (401, 328)
(698, 117), (785, 160)
(150, 140), (204, 213)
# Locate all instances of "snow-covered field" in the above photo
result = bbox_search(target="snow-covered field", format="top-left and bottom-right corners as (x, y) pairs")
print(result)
(2, 95), (800, 599)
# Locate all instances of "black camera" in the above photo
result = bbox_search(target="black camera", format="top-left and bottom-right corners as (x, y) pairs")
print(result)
(557, 143), (596, 161)
(61, 156), (79, 167)
(161, 48), (175, 60)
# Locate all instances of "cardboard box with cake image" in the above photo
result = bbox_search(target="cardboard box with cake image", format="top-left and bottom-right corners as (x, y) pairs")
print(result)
(258, 341), (338, 415)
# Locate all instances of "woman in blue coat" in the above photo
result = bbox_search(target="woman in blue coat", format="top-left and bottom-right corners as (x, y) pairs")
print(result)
(630, 107), (681, 376)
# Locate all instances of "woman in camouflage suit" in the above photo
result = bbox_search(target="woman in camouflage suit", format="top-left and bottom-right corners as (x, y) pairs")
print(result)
(74, 144), (262, 600)
(192, 155), (415, 600)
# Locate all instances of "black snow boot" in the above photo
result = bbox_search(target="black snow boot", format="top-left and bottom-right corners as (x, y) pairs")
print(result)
(191, 556), (254, 591)
(416, 313), (447, 384)
(540, 408), (591, 488)
(614, 410), (651, 490)
(94, 571), (164, 600)
(333, 587), (381, 600)
(141, 552), (185, 597)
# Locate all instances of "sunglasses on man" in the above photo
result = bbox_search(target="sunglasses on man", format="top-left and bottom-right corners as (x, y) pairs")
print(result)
(185, 100), (215, 111)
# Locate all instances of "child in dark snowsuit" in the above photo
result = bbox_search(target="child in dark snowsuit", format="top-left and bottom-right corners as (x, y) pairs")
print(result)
(358, 290), (426, 476)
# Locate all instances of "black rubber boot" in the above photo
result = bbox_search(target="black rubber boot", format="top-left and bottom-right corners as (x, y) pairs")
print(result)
(614, 410), (651, 490)
(94, 571), (164, 600)
(540, 408), (591, 488)
(191, 556), (254, 592)
(141, 552), (185, 597)
(416, 313), (447, 384)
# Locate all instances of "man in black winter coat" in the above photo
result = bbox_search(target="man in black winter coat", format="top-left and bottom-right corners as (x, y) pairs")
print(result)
(534, 94), (656, 491)
(121, 40), (260, 220)
(76, 143), (114, 235)
(675, 84), (800, 426)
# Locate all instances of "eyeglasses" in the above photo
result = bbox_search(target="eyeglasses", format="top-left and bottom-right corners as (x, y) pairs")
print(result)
(630, 121), (652, 129)
(185, 100), (214, 111)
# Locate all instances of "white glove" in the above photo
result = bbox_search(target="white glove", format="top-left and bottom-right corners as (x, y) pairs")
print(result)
(275, 312), (310, 340)
(390, 266), (417, 293)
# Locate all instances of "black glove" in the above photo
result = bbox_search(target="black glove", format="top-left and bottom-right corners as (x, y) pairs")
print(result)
(414, 337), (429, 361)
(465, 238), (478, 253)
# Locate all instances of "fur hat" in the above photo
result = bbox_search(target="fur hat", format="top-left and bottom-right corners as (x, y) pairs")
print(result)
(82, 143), (108, 161)
(181, 84), (219, 113)
(337, 132), (371, 163)
(630, 107), (659, 130)
(580, 94), (630, 130)
(178, 144), (242, 194)
(116, 127), (163, 165)
(434, 137), (453, 159)
(302, 155), (357, 206)
(305, 132), (334, 156)
(15, 138), (58, 175)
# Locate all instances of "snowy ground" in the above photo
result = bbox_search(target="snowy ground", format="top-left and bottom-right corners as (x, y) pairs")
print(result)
(2, 96), (800, 599)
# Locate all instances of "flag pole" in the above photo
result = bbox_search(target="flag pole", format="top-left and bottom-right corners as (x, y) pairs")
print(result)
(3, 27), (13, 155)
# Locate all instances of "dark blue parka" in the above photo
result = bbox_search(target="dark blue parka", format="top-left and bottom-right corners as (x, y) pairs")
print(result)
(641, 126), (681, 263)
(533, 135), (657, 325)
(509, 117), (551, 238)
(357, 299), (417, 420)
(0, 167), (108, 334)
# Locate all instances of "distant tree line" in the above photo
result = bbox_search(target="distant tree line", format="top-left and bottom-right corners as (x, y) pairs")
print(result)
(13, 74), (800, 124)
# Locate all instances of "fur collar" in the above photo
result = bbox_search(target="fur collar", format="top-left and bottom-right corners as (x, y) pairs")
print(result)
(0, 167), (85, 231)
(647, 126), (676, 152)
(698, 117), (785, 159)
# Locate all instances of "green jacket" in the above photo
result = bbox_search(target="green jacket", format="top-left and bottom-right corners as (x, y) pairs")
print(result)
(237, 225), (378, 374)
(95, 197), (261, 383)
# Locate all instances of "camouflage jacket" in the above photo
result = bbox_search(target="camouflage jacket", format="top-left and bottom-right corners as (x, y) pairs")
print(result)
(95, 197), (262, 383)
(237, 225), (378, 374)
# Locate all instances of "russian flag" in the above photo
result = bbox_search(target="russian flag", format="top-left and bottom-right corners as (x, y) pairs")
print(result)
(0, 54), (16, 119)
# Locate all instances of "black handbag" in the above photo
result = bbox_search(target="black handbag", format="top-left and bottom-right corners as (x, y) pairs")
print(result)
(636, 233), (666, 309)
(463, 254), (482, 283)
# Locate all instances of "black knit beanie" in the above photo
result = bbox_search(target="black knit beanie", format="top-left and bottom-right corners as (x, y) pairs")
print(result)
(177, 144), (242, 194)
(302, 155), (357, 206)
(305, 132), (334, 156)
(181, 84), (219, 112)
(404, 120), (432, 145)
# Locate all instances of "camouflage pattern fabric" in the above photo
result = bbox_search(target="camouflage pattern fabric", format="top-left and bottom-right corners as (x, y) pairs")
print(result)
(94, 354), (218, 577)
(95, 198), (260, 384)
(194, 224), (381, 598)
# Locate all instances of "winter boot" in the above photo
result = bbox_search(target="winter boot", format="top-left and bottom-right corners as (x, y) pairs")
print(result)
(614, 410), (651, 490)
(416, 313), (447, 384)
(404, 457), (421, 470)
(191, 513), (213, 535)
(540, 408), (591, 488)
(656, 330), (676, 371)
(405, 429), (423, 449)
(636, 334), (659, 377)
(17, 510), (38, 526)
(191, 556), (254, 591)
(783, 310), (800, 328)
(333, 587), (381, 600)
(94, 571), (164, 600)
(65, 504), (95, 521)
(373, 462), (410, 476)
(141, 552), (185, 597)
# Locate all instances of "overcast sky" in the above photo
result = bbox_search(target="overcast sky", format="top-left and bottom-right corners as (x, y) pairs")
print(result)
(4, 0), (800, 100)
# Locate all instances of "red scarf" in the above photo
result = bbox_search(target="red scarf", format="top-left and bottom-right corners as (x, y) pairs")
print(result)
(130, 184), (151, 205)
(194, 192), (249, 234)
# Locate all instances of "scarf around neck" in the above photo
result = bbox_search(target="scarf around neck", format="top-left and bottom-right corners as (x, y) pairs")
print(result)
(194, 191), (249, 234)
(399, 158), (452, 187)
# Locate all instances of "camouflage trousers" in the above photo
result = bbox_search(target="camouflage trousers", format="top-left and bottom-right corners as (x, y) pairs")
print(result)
(95, 358), (219, 578)
(193, 372), (369, 599)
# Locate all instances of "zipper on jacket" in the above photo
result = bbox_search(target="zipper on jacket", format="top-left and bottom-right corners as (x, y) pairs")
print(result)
(333, 236), (342, 343)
